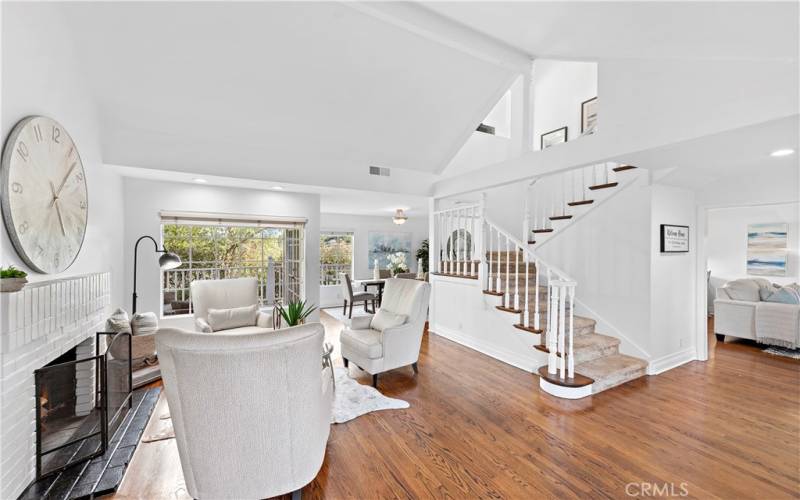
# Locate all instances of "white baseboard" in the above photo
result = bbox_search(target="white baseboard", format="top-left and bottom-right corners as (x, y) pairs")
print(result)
(647, 347), (696, 375)
(430, 323), (538, 373)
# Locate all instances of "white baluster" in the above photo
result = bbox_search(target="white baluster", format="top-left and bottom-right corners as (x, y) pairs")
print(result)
(470, 207), (476, 277)
(447, 212), (452, 274)
(504, 235), (511, 306)
(495, 229), (501, 293)
(533, 258), (540, 330)
(514, 244), (520, 310)
(558, 282), (566, 378)
(547, 275), (558, 375)
(605, 162), (610, 184)
(524, 255), (530, 327)
(568, 284), (575, 379)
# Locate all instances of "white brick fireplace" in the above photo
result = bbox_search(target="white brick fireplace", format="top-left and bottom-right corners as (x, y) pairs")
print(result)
(0, 272), (111, 499)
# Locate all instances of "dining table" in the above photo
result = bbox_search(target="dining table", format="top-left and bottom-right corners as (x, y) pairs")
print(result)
(351, 278), (387, 307)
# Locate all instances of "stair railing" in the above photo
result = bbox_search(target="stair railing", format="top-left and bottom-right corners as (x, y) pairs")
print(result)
(483, 216), (577, 379)
(432, 202), (483, 278)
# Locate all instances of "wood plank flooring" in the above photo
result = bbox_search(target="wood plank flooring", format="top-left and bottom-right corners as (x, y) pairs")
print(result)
(109, 313), (799, 499)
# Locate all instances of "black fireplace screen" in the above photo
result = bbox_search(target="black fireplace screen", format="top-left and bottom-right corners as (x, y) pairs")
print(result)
(33, 332), (132, 480)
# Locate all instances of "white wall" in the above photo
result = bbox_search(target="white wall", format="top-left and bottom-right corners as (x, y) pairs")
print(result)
(319, 212), (428, 307)
(532, 59), (598, 150)
(122, 178), (320, 328)
(707, 202), (800, 286)
(1, 2), (125, 307)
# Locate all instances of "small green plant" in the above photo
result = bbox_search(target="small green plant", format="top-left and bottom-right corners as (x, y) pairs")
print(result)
(416, 239), (429, 272)
(0, 265), (27, 279)
(276, 300), (317, 327)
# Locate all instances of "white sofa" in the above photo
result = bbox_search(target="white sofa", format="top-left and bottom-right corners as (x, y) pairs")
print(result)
(340, 278), (431, 387)
(714, 278), (800, 348)
(155, 323), (333, 499)
(190, 277), (273, 333)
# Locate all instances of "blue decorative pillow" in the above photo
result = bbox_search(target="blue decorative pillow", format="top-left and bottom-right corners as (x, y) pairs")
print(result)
(762, 285), (800, 305)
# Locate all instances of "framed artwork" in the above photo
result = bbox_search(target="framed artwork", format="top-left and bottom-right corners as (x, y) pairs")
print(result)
(540, 126), (568, 149)
(660, 224), (689, 253)
(747, 223), (788, 276)
(581, 96), (598, 134)
(368, 232), (412, 269)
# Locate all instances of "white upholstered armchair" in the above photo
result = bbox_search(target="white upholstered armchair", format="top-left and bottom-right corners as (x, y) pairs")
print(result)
(340, 278), (431, 387)
(190, 277), (272, 333)
(155, 323), (333, 500)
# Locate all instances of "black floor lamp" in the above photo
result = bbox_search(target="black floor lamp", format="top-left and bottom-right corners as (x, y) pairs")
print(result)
(132, 235), (182, 314)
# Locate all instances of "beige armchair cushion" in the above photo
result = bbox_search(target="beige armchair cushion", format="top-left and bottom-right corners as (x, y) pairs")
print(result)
(370, 309), (407, 332)
(207, 304), (258, 331)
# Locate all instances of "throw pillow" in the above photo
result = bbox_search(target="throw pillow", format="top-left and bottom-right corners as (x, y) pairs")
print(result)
(370, 308), (407, 332)
(762, 286), (800, 305)
(724, 279), (762, 302)
(105, 308), (131, 334)
(131, 312), (158, 336)
(207, 304), (258, 331)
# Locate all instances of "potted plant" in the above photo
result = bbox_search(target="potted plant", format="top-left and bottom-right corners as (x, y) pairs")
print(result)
(0, 265), (28, 292)
(275, 300), (318, 328)
(387, 252), (409, 276)
(415, 239), (429, 273)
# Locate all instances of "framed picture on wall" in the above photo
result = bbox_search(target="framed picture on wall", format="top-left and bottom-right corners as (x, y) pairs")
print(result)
(747, 223), (788, 276)
(581, 96), (598, 134)
(660, 224), (689, 253)
(540, 126), (568, 149)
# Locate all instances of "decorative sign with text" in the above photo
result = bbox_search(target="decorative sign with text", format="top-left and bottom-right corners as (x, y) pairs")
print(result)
(660, 224), (689, 253)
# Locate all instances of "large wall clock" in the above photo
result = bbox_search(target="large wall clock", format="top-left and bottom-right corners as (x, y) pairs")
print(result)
(1, 116), (88, 274)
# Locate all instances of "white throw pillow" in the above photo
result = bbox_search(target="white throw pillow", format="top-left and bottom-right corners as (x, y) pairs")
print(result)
(131, 312), (158, 336)
(207, 304), (258, 332)
(724, 279), (763, 302)
(370, 309), (407, 332)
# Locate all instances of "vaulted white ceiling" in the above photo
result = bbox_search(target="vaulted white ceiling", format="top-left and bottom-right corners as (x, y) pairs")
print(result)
(421, 1), (799, 61)
(55, 2), (523, 195)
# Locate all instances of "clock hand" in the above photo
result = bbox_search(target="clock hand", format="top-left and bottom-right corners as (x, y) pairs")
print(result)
(54, 200), (66, 237)
(54, 161), (77, 198)
(49, 181), (58, 208)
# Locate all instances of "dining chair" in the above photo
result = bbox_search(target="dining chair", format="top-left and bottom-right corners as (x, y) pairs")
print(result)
(340, 273), (377, 318)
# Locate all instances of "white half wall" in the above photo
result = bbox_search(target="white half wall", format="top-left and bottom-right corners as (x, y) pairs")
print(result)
(122, 177), (320, 328)
(707, 202), (800, 286)
(319, 212), (428, 308)
(1, 2), (125, 307)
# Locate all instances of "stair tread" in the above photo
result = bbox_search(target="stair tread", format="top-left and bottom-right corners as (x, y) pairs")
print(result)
(537, 366), (594, 387)
(612, 165), (637, 172)
(567, 199), (594, 206)
(588, 182), (619, 190)
(575, 353), (647, 387)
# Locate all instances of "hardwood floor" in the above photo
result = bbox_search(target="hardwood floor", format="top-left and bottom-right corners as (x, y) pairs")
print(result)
(110, 312), (799, 499)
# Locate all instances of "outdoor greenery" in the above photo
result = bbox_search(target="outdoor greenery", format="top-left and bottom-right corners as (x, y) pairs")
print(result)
(320, 233), (353, 265)
(0, 265), (27, 279)
(162, 225), (284, 268)
(276, 299), (317, 327)
(416, 239), (429, 272)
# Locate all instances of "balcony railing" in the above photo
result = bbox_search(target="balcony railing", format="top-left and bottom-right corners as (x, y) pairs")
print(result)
(162, 259), (285, 316)
(320, 263), (352, 286)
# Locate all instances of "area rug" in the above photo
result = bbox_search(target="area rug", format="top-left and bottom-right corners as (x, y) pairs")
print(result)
(762, 346), (800, 359)
(321, 306), (372, 325)
(332, 367), (409, 423)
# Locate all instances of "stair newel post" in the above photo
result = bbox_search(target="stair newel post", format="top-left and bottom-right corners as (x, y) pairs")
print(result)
(558, 282), (567, 378)
(568, 283), (575, 379)
(504, 235), (511, 306)
(514, 244), (520, 311)
(533, 258), (540, 330)
(547, 276), (558, 375)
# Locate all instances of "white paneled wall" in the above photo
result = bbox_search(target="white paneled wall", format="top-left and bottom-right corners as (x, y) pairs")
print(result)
(0, 272), (111, 499)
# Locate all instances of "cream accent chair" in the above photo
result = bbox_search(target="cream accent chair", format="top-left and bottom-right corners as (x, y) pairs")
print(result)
(190, 277), (272, 333)
(340, 278), (431, 387)
(156, 323), (333, 500)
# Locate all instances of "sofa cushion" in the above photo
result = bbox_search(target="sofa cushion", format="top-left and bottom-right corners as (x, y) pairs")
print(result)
(724, 279), (769, 302)
(207, 304), (258, 332)
(370, 309), (407, 332)
(761, 286), (800, 305)
(341, 328), (383, 359)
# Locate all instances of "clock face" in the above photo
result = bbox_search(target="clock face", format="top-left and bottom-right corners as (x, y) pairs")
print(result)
(1, 116), (88, 274)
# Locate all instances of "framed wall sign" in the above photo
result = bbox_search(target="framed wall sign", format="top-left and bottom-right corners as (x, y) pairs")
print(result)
(581, 96), (598, 134)
(660, 224), (689, 253)
(540, 126), (568, 149)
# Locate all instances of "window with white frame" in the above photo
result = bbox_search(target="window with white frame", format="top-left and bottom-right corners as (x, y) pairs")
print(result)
(320, 231), (353, 285)
(160, 211), (306, 316)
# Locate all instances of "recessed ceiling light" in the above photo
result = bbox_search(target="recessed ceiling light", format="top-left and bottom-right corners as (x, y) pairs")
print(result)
(770, 149), (795, 157)
(272, 186), (284, 190)
(193, 178), (208, 183)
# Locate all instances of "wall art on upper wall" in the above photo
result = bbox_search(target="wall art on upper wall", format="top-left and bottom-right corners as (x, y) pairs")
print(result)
(541, 126), (568, 149)
(747, 223), (788, 276)
(368, 232), (412, 269)
(581, 96), (598, 134)
(660, 224), (689, 253)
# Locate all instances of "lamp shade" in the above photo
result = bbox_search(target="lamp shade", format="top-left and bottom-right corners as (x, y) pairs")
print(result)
(159, 252), (182, 270)
(392, 209), (408, 225)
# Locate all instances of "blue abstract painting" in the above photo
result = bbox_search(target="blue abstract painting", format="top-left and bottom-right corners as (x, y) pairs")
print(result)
(747, 223), (787, 276)
(368, 232), (412, 269)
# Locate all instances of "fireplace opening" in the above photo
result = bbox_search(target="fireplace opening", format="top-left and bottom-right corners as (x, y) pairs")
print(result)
(34, 332), (132, 480)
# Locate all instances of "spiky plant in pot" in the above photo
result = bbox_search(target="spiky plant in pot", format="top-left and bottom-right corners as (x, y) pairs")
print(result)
(276, 300), (317, 327)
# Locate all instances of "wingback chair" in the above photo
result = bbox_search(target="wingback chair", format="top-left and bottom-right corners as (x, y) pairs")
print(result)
(190, 277), (272, 333)
(339, 273), (377, 319)
(340, 278), (431, 387)
(156, 323), (333, 500)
